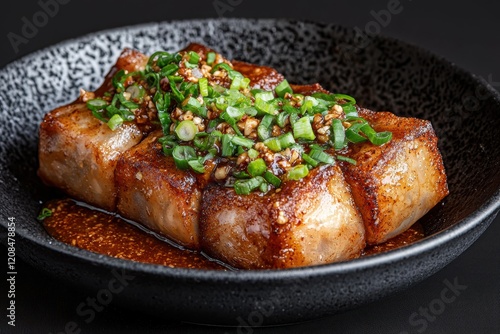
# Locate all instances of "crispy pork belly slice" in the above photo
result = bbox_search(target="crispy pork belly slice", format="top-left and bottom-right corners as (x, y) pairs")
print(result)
(38, 49), (148, 211)
(200, 165), (365, 269)
(339, 109), (449, 245)
(115, 131), (214, 249)
(38, 103), (143, 211)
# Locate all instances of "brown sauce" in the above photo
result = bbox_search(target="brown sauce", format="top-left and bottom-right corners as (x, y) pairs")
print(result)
(42, 199), (228, 270)
(42, 199), (424, 270)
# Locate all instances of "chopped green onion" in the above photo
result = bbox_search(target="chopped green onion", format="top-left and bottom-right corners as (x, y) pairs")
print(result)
(194, 133), (215, 151)
(234, 176), (265, 195)
(287, 164), (309, 180)
(289, 144), (305, 154)
(87, 98), (108, 112)
(175, 120), (199, 141)
(199, 77), (209, 97)
(125, 84), (146, 102)
(311, 92), (336, 102)
(117, 93), (139, 110)
(172, 145), (197, 170)
(184, 96), (202, 109)
(276, 112), (289, 128)
(225, 106), (245, 121)
(231, 135), (254, 148)
(334, 94), (356, 105)
(301, 153), (319, 167)
(211, 62), (233, 74)
(169, 80), (185, 103)
(309, 148), (335, 164)
(206, 52), (216, 65)
(188, 51), (200, 64)
(107, 114), (124, 130)
(255, 98), (277, 115)
(247, 148), (259, 159)
(300, 96), (318, 114)
(161, 63), (179, 77)
(230, 76), (243, 90)
(264, 171), (281, 188)
(259, 181), (269, 193)
(337, 155), (357, 165)
(293, 116), (316, 140)
(255, 91), (275, 102)
(264, 137), (282, 152)
(258, 115), (274, 141)
(112, 69), (127, 92)
(37, 207), (52, 221)
(331, 119), (346, 150)
(247, 158), (267, 177)
(242, 107), (258, 117)
(275, 79), (293, 98)
(278, 132), (295, 149)
(345, 123), (368, 143)
(241, 77), (251, 89)
(87, 47), (392, 196)
(158, 112), (172, 135)
(188, 159), (205, 173)
(220, 111), (243, 136)
(360, 123), (393, 145)
(342, 104), (358, 117)
(221, 134), (236, 157)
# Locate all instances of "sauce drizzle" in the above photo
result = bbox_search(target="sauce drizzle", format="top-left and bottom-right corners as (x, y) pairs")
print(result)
(42, 199), (425, 270)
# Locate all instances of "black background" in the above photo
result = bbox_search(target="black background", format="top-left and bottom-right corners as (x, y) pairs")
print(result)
(1, 1), (499, 333)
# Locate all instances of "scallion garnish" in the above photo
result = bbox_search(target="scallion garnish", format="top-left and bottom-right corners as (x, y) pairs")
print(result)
(87, 47), (393, 194)
(187, 158), (205, 173)
(172, 145), (197, 170)
(331, 119), (346, 150)
(264, 137), (282, 152)
(275, 79), (293, 98)
(345, 122), (368, 143)
(206, 52), (216, 65)
(247, 158), (267, 177)
(37, 207), (53, 221)
(264, 171), (281, 188)
(337, 155), (357, 165)
(107, 114), (124, 130)
(199, 77), (209, 97)
(257, 114), (274, 141)
(287, 164), (309, 180)
(302, 153), (319, 167)
(293, 116), (316, 140)
(234, 176), (265, 195)
(175, 120), (199, 141)
(188, 51), (200, 64)
(309, 148), (335, 164)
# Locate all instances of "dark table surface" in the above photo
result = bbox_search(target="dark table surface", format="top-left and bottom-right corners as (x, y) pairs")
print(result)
(1, 1), (499, 333)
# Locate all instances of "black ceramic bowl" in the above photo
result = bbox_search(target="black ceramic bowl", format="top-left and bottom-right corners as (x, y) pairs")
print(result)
(0, 19), (499, 326)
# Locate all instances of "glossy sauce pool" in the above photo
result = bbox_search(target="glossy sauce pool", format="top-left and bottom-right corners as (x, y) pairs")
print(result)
(41, 199), (425, 270)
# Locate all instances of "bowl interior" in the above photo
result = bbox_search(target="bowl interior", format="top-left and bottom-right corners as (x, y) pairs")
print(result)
(0, 18), (499, 269)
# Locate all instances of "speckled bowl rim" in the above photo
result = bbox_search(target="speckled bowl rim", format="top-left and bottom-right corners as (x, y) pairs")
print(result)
(3, 18), (500, 281)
